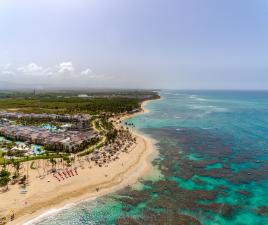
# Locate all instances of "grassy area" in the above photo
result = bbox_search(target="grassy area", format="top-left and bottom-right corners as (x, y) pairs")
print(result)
(0, 151), (4, 164)
(78, 149), (94, 157)
(0, 153), (71, 165)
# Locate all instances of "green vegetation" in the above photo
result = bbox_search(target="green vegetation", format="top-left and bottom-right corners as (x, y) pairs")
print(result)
(0, 90), (159, 164)
(0, 90), (159, 115)
(12, 118), (63, 128)
(0, 89), (159, 100)
(0, 90), (156, 196)
(30, 161), (36, 169)
(0, 169), (11, 190)
(78, 149), (94, 157)
(0, 98), (139, 114)
(0, 141), (15, 151)
(77, 117), (107, 157)
(0, 152), (70, 165)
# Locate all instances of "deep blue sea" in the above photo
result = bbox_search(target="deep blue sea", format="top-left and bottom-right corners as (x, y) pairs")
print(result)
(35, 90), (268, 225)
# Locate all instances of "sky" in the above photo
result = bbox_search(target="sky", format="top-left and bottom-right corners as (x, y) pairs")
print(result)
(0, 0), (267, 90)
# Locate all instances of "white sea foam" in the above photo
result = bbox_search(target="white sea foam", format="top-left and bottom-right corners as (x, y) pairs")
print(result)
(206, 106), (228, 113)
(23, 197), (97, 225)
(189, 95), (207, 101)
(196, 97), (206, 101)
(189, 95), (196, 99)
(189, 105), (204, 109)
(23, 205), (74, 225)
(188, 104), (228, 114)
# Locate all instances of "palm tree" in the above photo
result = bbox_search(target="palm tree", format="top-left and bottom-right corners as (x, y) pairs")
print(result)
(49, 158), (57, 172)
(12, 160), (21, 178)
(36, 160), (41, 177)
(0, 169), (11, 191)
(2, 152), (6, 169)
(19, 175), (27, 187)
(26, 157), (29, 178)
(42, 159), (46, 176)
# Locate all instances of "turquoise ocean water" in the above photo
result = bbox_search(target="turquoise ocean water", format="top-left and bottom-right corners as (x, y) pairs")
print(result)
(34, 90), (268, 225)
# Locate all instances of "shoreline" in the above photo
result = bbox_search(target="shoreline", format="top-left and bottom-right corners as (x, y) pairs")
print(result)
(3, 98), (159, 225)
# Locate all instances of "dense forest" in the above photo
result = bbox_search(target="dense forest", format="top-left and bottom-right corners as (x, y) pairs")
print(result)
(0, 90), (160, 114)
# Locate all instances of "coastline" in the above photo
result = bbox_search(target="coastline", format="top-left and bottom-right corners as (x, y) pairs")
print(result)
(3, 98), (158, 225)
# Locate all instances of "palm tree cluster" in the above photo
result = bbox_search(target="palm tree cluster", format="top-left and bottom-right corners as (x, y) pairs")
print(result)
(0, 169), (10, 191)
(90, 126), (137, 167)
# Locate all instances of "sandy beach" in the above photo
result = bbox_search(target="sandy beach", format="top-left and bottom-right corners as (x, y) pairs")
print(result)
(0, 99), (157, 225)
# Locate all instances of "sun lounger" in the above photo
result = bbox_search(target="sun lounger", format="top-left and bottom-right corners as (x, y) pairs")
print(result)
(66, 170), (71, 177)
(62, 172), (68, 178)
(53, 174), (61, 181)
(58, 172), (65, 179)
(74, 167), (78, 175)
(70, 169), (74, 176)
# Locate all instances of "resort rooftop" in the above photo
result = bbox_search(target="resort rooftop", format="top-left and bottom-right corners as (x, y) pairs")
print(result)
(0, 112), (97, 152)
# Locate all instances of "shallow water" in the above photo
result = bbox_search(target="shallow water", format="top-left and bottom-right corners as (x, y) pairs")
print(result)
(35, 90), (268, 225)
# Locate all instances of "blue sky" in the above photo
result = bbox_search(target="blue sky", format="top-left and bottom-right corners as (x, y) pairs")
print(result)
(0, 0), (267, 89)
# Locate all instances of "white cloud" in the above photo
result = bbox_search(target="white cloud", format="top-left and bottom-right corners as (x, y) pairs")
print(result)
(0, 64), (15, 76)
(2, 70), (15, 75)
(80, 68), (107, 80)
(28, 63), (43, 71)
(0, 61), (112, 88)
(81, 68), (93, 76)
(57, 61), (74, 73)
(46, 71), (54, 77)
(0, 63), (11, 70)
(17, 63), (43, 73)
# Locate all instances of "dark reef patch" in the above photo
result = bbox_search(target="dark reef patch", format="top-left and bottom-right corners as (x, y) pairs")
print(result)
(256, 206), (268, 216)
(112, 127), (268, 224)
(116, 210), (202, 225)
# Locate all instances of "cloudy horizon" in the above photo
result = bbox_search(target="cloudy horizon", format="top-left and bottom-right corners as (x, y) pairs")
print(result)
(0, 61), (113, 89)
(0, 0), (268, 90)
